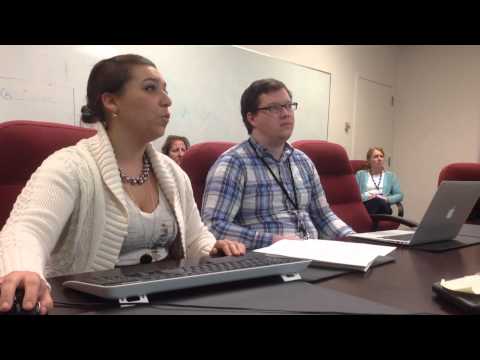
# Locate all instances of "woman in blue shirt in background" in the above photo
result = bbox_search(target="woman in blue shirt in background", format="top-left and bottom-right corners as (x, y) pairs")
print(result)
(355, 147), (403, 215)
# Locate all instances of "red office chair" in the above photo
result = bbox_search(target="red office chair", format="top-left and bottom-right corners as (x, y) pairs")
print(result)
(350, 160), (369, 173)
(292, 140), (416, 232)
(438, 163), (480, 224)
(180, 142), (236, 212)
(350, 159), (404, 217)
(0, 120), (97, 229)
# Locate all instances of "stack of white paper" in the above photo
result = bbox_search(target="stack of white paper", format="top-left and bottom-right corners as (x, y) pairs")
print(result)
(255, 239), (396, 272)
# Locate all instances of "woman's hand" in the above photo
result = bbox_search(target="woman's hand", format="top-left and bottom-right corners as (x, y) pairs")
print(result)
(210, 240), (246, 257)
(0, 271), (53, 315)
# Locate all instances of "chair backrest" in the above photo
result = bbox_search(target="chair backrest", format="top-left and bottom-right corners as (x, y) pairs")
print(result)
(0, 120), (97, 229)
(180, 141), (236, 212)
(291, 140), (375, 233)
(438, 163), (480, 224)
(350, 159), (368, 173)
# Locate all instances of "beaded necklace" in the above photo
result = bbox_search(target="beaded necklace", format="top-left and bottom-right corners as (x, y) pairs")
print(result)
(119, 153), (152, 185)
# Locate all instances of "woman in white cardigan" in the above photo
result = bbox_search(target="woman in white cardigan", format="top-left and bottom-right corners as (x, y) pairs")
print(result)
(0, 54), (245, 314)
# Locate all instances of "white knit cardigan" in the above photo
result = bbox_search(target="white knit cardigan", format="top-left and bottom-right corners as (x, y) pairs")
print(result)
(0, 124), (216, 279)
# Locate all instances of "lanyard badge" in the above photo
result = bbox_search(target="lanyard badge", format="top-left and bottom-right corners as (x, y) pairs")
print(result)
(295, 211), (310, 240)
(248, 140), (310, 240)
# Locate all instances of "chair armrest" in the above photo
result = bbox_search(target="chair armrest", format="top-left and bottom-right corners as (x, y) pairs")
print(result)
(371, 214), (418, 228)
(395, 202), (404, 217)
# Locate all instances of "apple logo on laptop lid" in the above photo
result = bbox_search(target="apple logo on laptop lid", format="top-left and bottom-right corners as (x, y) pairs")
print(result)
(446, 206), (456, 220)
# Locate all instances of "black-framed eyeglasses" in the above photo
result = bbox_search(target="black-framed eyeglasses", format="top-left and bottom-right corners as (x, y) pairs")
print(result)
(256, 102), (298, 115)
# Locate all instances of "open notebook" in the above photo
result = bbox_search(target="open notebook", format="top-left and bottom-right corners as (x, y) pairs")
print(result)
(255, 239), (396, 272)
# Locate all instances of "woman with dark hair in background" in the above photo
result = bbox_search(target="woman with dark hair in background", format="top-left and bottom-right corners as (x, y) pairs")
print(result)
(0, 54), (245, 314)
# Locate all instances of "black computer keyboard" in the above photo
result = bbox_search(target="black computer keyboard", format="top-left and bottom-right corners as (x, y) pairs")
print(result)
(62, 252), (311, 299)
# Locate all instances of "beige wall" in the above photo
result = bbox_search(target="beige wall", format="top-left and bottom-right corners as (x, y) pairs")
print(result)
(243, 45), (480, 222)
(241, 45), (400, 156)
(394, 46), (480, 221)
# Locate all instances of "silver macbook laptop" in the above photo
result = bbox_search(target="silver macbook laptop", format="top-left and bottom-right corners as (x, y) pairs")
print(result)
(348, 181), (480, 246)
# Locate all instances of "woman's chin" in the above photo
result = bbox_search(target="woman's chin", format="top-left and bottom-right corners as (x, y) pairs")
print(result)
(152, 126), (167, 139)
(145, 129), (165, 143)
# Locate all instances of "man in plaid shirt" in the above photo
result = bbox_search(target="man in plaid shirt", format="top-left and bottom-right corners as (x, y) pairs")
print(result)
(201, 78), (354, 250)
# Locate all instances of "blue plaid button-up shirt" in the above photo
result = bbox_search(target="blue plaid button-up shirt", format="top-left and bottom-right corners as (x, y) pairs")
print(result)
(201, 137), (354, 249)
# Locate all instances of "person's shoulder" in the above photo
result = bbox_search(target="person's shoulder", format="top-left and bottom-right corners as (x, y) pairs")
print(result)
(385, 170), (399, 180)
(215, 141), (250, 165)
(30, 142), (92, 182)
(290, 147), (315, 165)
(291, 146), (308, 158)
(225, 140), (249, 156)
(354, 170), (368, 182)
(44, 141), (89, 166)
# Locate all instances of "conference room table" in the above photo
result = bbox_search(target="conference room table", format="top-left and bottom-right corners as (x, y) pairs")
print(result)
(319, 243), (480, 315)
(46, 227), (480, 315)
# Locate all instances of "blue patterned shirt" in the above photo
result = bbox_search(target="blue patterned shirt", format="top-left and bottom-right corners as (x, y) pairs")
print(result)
(201, 137), (354, 249)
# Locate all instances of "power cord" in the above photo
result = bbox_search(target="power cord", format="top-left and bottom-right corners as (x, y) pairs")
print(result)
(53, 300), (433, 315)
(152, 302), (434, 315)
(54, 300), (115, 309)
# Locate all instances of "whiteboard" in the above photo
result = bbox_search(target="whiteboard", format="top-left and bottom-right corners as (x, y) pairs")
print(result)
(0, 77), (75, 125)
(0, 45), (330, 147)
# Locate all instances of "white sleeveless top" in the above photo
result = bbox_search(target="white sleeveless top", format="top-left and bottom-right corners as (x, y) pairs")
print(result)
(366, 171), (385, 196)
(117, 187), (178, 266)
